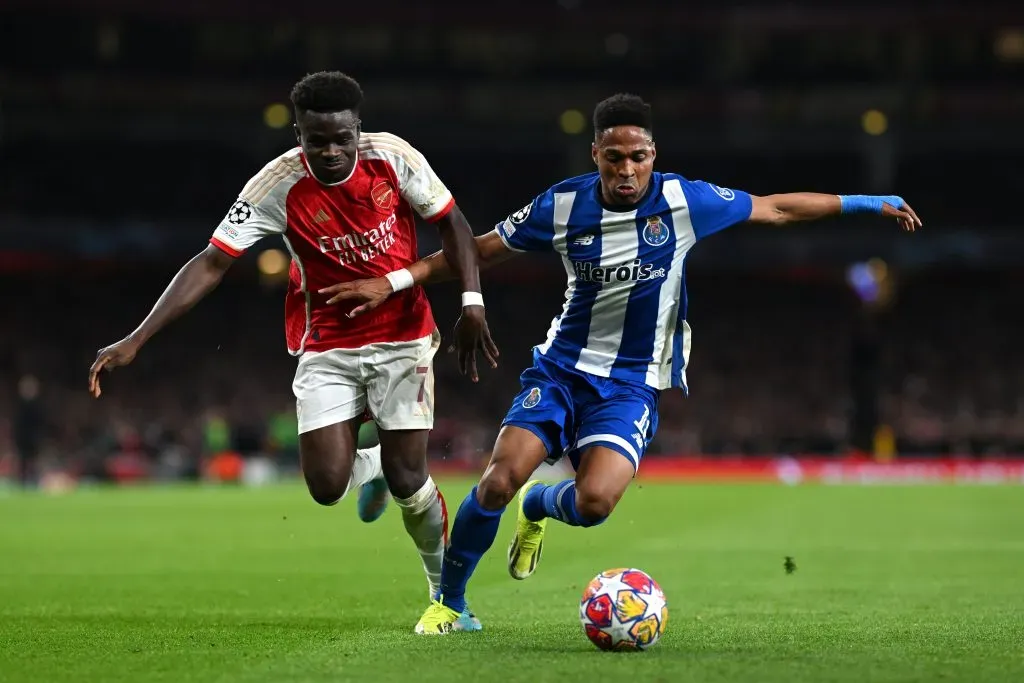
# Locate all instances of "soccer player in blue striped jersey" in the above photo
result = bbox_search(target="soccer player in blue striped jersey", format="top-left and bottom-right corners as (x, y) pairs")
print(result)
(320, 93), (922, 634)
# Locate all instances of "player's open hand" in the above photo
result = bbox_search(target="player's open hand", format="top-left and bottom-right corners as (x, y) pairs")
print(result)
(319, 277), (394, 317)
(881, 199), (922, 232)
(450, 306), (499, 383)
(89, 337), (141, 398)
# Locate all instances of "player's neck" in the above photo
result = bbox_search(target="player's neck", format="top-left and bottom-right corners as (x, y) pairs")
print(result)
(302, 151), (359, 186)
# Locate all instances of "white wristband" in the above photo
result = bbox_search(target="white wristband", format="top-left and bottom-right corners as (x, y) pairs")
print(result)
(462, 291), (484, 308)
(384, 268), (414, 293)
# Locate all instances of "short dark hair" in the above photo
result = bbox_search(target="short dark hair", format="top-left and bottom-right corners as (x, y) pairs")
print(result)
(290, 71), (364, 115)
(593, 93), (652, 138)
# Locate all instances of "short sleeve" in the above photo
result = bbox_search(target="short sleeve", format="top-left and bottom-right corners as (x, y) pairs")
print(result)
(493, 192), (556, 253)
(682, 180), (753, 240)
(360, 133), (454, 222)
(399, 149), (455, 222)
(210, 156), (296, 256)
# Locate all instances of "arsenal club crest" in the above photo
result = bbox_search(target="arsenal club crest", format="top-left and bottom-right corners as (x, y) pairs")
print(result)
(371, 181), (396, 211)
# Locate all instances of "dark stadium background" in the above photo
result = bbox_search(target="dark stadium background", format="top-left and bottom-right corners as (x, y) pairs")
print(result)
(2, 0), (1023, 488)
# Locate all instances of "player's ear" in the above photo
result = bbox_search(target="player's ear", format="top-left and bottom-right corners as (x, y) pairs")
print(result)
(293, 124), (301, 144)
(591, 142), (599, 167)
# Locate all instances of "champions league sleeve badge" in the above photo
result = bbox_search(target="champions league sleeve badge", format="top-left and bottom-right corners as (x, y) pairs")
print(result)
(227, 199), (255, 225)
(510, 202), (533, 225)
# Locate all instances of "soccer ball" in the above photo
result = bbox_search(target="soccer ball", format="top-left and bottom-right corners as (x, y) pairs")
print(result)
(580, 567), (668, 651)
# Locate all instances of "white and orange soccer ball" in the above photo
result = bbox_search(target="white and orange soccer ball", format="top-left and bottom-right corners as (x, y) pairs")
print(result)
(579, 567), (668, 651)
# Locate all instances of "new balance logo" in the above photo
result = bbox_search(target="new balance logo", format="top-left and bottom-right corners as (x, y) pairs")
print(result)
(573, 235), (595, 246)
(313, 208), (331, 224)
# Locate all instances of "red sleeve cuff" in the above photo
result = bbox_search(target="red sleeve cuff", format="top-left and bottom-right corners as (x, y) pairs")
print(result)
(424, 197), (456, 223)
(210, 237), (244, 257)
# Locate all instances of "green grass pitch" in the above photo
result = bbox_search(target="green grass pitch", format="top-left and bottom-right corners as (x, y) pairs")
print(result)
(2, 480), (1023, 682)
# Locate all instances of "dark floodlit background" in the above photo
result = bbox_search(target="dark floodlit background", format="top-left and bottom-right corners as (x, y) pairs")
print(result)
(3, 0), (1023, 487)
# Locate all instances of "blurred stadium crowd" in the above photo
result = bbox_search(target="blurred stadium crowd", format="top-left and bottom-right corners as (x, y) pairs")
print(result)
(3, 268), (1022, 483)
(2, 1), (1023, 483)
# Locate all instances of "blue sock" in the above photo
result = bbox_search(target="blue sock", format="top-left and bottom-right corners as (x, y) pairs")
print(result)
(522, 479), (606, 528)
(437, 487), (503, 613)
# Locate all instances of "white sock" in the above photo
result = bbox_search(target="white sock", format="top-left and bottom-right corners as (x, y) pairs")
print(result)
(335, 445), (383, 502)
(393, 476), (448, 599)
(352, 445), (383, 488)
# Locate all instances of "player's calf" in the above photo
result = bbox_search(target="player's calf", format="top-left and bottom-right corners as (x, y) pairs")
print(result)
(379, 428), (449, 599)
(440, 426), (551, 603)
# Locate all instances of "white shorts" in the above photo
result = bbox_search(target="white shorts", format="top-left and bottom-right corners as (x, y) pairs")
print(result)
(293, 330), (440, 434)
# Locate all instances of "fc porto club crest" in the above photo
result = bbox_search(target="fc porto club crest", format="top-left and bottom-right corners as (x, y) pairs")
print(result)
(642, 216), (670, 247)
(522, 387), (542, 409)
(371, 181), (396, 211)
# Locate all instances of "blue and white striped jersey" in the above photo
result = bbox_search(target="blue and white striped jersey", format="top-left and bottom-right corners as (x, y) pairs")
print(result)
(494, 172), (753, 392)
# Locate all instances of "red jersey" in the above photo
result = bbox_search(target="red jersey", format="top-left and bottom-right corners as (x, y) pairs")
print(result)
(209, 133), (455, 354)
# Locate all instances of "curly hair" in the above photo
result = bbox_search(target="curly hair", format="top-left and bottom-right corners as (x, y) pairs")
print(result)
(290, 71), (364, 115)
(593, 93), (652, 138)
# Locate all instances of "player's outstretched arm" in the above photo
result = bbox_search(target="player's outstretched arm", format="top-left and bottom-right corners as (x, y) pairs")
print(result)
(88, 245), (235, 398)
(321, 231), (515, 309)
(319, 230), (514, 381)
(412, 229), (517, 286)
(748, 193), (922, 231)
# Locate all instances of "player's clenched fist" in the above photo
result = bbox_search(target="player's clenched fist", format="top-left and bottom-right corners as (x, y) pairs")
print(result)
(89, 337), (141, 398)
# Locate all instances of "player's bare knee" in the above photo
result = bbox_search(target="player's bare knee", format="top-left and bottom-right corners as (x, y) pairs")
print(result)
(377, 429), (429, 499)
(384, 466), (426, 500)
(476, 469), (519, 511)
(303, 468), (352, 506)
(298, 420), (363, 506)
(574, 487), (618, 523)
(306, 479), (347, 506)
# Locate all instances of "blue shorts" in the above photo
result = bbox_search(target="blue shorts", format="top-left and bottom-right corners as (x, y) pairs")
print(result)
(501, 352), (660, 473)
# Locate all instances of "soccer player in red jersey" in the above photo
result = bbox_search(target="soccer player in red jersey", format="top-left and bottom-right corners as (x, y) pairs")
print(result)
(88, 72), (497, 616)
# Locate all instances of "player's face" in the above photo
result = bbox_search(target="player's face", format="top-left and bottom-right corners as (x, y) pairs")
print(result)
(592, 126), (656, 206)
(295, 109), (360, 184)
